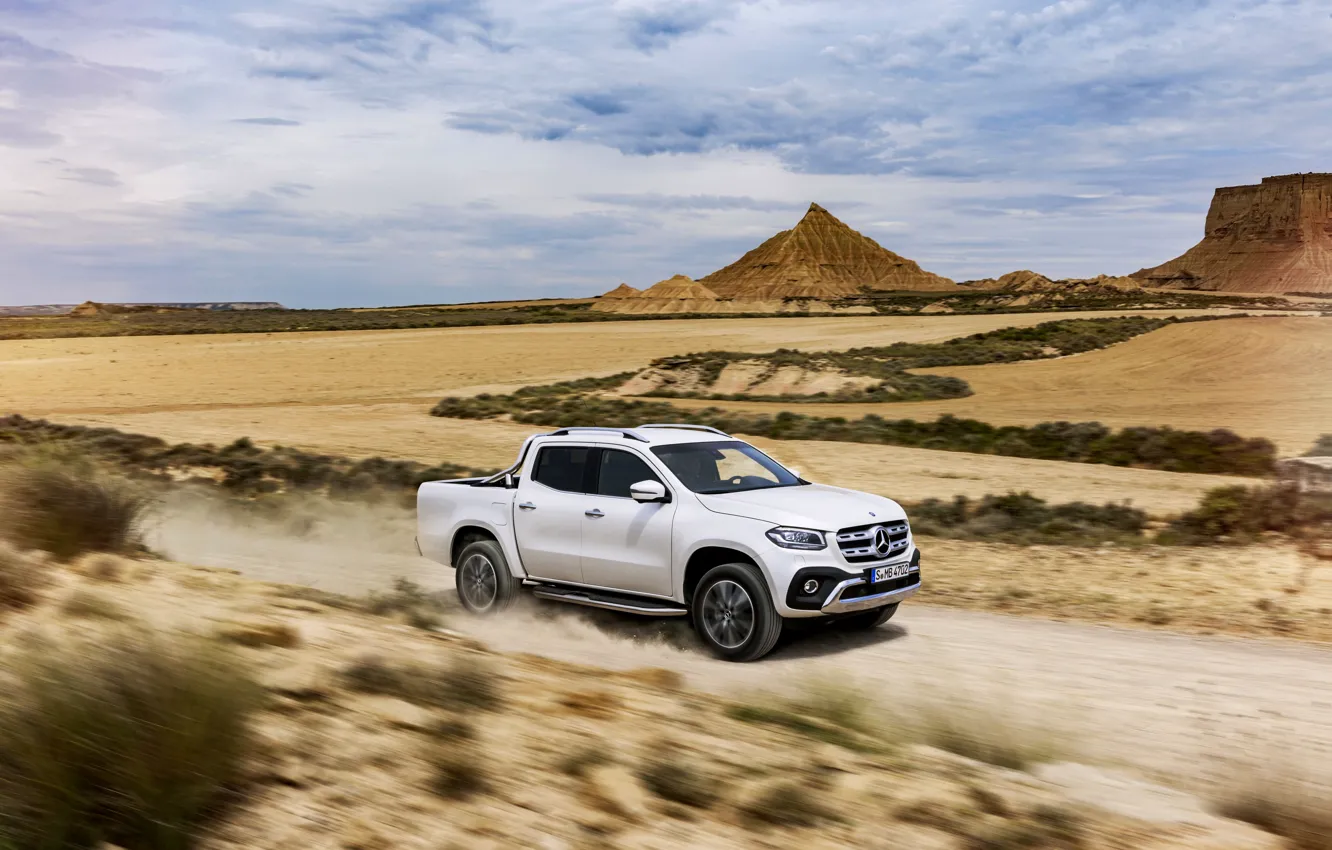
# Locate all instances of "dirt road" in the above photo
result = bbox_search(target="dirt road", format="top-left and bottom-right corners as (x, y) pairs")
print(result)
(152, 498), (1332, 790)
(466, 600), (1332, 789)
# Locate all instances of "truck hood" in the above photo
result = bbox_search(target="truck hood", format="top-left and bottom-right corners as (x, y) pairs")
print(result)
(697, 483), (905, 531)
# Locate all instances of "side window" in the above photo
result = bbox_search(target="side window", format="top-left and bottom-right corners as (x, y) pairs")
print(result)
(597, 449), (662, 498)
(532, 446), (592, 493)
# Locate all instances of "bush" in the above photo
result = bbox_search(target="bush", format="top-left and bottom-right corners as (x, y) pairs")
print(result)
(0, 466), (147, 560)
(1212, 762), (1332, 850)
(1164, 485), (1332, 545)
(910, 492), (1146, 545)
(342, 653), (503, 712)
(0, 632), (259, 850)
(432, 394), (1277, 477)
(426, 741), (490, 800)
(1303, 434), (1332, 456)
(0, 542), (44, 611)
(637, 753), (721, 808)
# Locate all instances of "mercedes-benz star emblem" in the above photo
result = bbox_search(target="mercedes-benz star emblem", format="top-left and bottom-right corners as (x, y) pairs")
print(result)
(872, 526), (892, 557)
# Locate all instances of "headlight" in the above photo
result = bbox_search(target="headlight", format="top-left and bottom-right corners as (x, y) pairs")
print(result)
(766, 527), (826, 550)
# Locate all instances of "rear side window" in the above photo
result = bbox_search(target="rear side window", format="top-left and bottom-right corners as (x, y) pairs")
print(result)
(596, 449), (662, 498)
(532, 446), (592, 493)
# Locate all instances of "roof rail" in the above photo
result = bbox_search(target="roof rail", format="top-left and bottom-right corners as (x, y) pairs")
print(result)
(546, 426), (648, 443)
(638, 423), (731, 438)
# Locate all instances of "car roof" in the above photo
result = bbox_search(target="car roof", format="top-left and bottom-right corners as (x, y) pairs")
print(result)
(533, 426), (737, 448)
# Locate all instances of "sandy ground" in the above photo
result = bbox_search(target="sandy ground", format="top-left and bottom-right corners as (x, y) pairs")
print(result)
(664, 317), (1332, 454)
(0, 309), (1243, 415)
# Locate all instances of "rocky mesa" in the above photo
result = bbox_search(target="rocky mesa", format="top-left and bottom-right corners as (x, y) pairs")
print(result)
(1133, 173), (1332, 294)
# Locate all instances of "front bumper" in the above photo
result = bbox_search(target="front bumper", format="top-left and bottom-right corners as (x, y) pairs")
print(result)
(820, 573), (920, 614)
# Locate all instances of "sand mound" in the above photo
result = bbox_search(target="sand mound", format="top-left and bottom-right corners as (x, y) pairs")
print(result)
(598, 283), (640, 299)
(699, 203), (956, 297)
(1134, 173), (1332, 293)
(635, 274), (719, 300)
(69, 301), (125, 317)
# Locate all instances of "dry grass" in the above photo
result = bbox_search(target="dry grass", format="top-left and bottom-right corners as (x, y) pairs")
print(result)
(0, 542), (45, 611)
(216, 621), (302, 649)
(0, 631), (259, 850)
(557, 743), (612, 778)
(918, 537), (1332, 642)
(733, 678), (1065, 772)
(739, 778), (834, 828)
(426, 741), (491, 800)
(1211, 759), (1332, 850)
(637, 751), (722, 809)
(61, 587), (131, 620)
(341, 653), (503, 713)
(74, 551), (128, 582)
(0, 466), (147, 560)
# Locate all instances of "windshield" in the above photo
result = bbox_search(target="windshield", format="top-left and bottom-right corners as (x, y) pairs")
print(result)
(651, 440), (800, 494)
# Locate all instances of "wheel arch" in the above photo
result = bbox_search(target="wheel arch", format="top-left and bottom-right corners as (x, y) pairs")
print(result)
(683, 545), (760, 606)
(450, 524), (499, 567)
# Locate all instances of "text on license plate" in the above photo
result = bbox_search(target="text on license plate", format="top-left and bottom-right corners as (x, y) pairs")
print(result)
(873, 564), (912, 583)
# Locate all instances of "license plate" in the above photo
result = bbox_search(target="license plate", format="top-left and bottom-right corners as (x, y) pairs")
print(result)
(873, 563), (912, 583)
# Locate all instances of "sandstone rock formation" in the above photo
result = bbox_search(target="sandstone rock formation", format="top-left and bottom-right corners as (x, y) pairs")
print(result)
(629, 274), (720, 300)
(698, 203), (956, 297)
(1133, 173), (1332, 293)
(598, 283), (641, 299)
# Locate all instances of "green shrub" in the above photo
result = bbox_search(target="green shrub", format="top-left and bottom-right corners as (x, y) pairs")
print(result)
(0, 632), (259, 850)
(910, 492), (1146, 545)
(431, 393), (1277, 477)
(1164, 485), (1332, 544)
(0, 466), (147, 560)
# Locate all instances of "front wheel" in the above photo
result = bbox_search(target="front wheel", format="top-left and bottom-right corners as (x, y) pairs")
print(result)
(454, 539), (520, 616)
(692, 563), (783, 662)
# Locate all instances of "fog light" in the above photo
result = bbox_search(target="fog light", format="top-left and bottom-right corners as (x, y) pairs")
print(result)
(802, 579), (820, 594)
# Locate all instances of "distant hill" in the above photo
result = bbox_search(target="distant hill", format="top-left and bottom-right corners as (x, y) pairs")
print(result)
(0, 301), (284, 317)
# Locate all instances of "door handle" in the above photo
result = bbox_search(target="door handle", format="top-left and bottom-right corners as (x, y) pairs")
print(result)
(585, 508), (604, 518)
(518, 502), (537, 511)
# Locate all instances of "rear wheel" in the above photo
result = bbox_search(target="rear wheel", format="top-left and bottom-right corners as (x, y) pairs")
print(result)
(692, 563), (782, 662)
(836, 603), (898, 631)
(454, 539), (520, 616)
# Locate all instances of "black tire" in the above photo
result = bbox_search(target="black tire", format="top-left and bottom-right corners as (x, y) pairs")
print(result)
(836, 603), (898, 631)
(454, 539), (521, 616)
(691, 563), (783, 662)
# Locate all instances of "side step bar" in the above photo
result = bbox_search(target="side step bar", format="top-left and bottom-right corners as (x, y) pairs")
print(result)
(526, 582), (688, 617)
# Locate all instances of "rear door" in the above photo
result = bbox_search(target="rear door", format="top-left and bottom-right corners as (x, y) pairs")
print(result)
(513, 443), (593, 584)
(580, 446), (677, 597)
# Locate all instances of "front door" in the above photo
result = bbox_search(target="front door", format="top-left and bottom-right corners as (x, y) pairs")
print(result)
(513, 444), (592, 584)
(580, 447), (676, 597)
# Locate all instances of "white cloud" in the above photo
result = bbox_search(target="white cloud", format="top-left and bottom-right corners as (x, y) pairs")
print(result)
(0, 0), (1329, 306)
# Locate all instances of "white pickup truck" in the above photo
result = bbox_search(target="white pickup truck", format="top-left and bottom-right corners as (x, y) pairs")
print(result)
(417, 424), (919, 661)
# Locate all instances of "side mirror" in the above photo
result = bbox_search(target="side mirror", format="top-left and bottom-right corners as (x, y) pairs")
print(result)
(630, 480), (669, 503)
(787, 468), (802, 479)
(504, 472), (515, 488)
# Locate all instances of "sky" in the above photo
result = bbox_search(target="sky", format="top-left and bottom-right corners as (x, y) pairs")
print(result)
(1, 0), (1330, 308)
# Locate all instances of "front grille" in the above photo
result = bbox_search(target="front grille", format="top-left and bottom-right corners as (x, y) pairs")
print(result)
(836, 521), (910, 563)
(841, 569), (921, 600)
